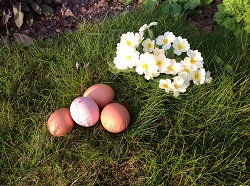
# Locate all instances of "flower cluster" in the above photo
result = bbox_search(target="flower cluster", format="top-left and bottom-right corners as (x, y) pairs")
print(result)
(113, 22), (212, 97)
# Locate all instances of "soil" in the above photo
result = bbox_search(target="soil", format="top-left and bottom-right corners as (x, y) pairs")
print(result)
(0, 0), (222, 43)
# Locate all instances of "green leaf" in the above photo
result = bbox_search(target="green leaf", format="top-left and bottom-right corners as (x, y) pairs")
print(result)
(142, 0), (159, 10)
(123, 0), (132, 5)
(40, 3), (54, 16)
(162, 1), (170, 13)
(31, 2), (42, 14)
(184, 0), (200, 10)
(214, 55), (224, 66)
(170, 2), (182, 17)
(223, 18), (236, 30)
(225, 64), (233, 74)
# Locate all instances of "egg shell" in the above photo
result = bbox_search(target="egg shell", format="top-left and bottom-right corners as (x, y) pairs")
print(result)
(83, 83), (115, 109)
(47, 108), (75, 137)
(101, 103), (130, 133)
(70, 97), (100, 127)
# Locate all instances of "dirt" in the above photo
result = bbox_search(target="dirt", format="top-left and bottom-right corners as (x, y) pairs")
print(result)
(0, 0), (221, 43)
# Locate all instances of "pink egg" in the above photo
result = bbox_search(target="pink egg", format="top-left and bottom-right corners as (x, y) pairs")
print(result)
(70, 97), (100, 127)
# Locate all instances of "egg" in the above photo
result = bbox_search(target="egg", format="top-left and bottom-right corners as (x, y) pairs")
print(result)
(47, 108), (75, 137)
(83, 83), (115, 109)
(100, 103), (130, 133)
(70, 97), (100, 127)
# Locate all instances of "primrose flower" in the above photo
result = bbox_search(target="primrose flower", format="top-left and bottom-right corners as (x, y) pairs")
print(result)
(139, 22), (158, 33)
(156, 31), (176, 50)
(142, 38), (155, 52)
(172, 36), (190, 56)
(153, 48), (165, 56)
(165, 59), (182, 75)
(144, 69), (160, 80)
(186, 49), (204, 71)
(205, 71), (212, 83)
(191, 68), (206, 85)
(159, 79), (173, 93)
(114, 44), (140, 69)
(154, 54), (170, 73)
(136, 53), (157, 76)
(172, 76), (188, 97)
(120, 32), (140, 48)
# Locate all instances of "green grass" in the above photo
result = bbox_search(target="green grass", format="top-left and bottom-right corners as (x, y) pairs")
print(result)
(1, 9), (250, 185)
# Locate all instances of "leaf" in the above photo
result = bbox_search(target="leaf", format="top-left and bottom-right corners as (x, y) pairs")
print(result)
(142, 0), (159, 10)
(13, 33), (34, 45)
(170, 2), (182, 17)
(36, 0), (43, 4)
(184, 0), (200, 10)
(44, 0), (52, 4)
(40, 3), (54, 16)
(2, 9), (11, 24)
(162, 1), (170, 13)
(25, 12), (33, 26)
(225, 64), (233, 74)
(123, 0), (132, 5)
(223, 18), (236, 30)
(52, 0), (65, 4)
(214, 55), (224, 66)
(13, 6), (24, 28)
(31, 2), (42, 14)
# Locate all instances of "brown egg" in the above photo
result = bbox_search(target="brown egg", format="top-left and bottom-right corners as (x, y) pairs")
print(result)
(100, 103), (130, 133)
(47, 108), (75, 137)
(83, 83), (115, 109)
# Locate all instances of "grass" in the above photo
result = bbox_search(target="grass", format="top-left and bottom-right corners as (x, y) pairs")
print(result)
(0, 8), (250, 185)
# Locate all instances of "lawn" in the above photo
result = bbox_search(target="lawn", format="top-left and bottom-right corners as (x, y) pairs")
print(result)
(0, 8), (250, 185)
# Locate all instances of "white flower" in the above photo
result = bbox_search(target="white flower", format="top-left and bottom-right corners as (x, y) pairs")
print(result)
(153, 47), (165, 56)
(115, 45), (140, 69)
(165, 59), (182, 75)
(136, 53), (157, 75)
(186, 49), (204, 71)
(135, 32), (144, 44)
(139, 22), (158, 33)
(172, 36), (190, 56)
(172, 76), (188, 97)
(178, 58), (192, 82)
(191, 68), (206, 85)
(156, 31), (176, 50)
(159, 79), (173, 93)
(154, 54), (170, 73)
(142, 38), (155, 52)
(205, 71), (212, 83)
(120, 32), (140, 48)
(144, 69), (160, 80)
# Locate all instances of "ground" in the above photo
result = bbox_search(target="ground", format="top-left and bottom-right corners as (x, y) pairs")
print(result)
(0, 0), (221, 42)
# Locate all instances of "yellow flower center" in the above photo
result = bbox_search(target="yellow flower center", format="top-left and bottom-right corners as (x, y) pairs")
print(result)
(168, 66), (174, 71)
(178, 44), (183, 50)
(163, 83), (169, 89)
(184, 67), (190, 73)
(190, 57), (196, 64)
(126, 55), (131, 60)
(174, 84), (179, 89)
(156, 60), (163, 66)
(147, 43), (152, 49)
(163, 38), (169, 44)
(126, 40), (132, 47)
(142, 63), (149, 70)
(194, 72), (200, 80)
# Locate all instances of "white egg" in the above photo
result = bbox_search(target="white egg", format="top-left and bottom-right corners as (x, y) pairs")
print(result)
(70, 97), (100, 127)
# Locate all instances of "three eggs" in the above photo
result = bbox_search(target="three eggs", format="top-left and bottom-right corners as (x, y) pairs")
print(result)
(47, 84), (130, 137)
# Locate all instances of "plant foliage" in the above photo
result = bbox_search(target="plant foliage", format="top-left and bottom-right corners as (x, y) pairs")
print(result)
(0, 0), (65, 28)
(214, 0), (250, 37)
(122, 0), (213, 17)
